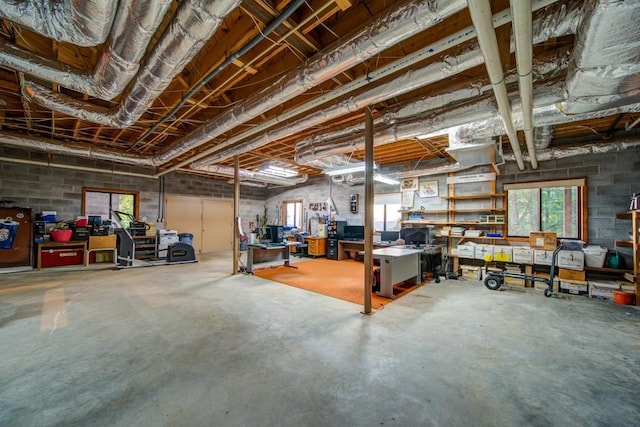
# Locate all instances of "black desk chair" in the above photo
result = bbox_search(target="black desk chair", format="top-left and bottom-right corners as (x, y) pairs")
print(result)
(293, 232), (308, 257)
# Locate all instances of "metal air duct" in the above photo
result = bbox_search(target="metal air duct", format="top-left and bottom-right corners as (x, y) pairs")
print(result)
(0, 1), (172, 100)
(561, 0), (640, 114)
(188, 1), (579, 170)
(192, 165), (308, 187)
(22, 0), (242, 128)
(0, 0), (116, 46)
(503, 137), (640, 162)
(151, 0), (469, 168)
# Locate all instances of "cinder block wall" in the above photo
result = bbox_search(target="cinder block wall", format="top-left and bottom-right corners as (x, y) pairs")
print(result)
(268, 147), (640, 260)
(0, 148), (265, 230)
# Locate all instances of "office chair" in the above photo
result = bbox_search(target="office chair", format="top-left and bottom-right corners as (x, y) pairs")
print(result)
(293, 232), (308, 257)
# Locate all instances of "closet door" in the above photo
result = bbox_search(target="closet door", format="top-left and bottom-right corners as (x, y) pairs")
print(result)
(202, 199), (233, 252)
(165, 195), (203, 253)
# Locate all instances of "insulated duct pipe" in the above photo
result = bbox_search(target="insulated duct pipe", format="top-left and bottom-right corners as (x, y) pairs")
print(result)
(130, 0), (308, 151)
(196, 46), (571, 168)
(511, 0), (538, 168)
(0, 0), (116, 46)
(561, 0), (640, 114)
(468, 0), (525, 170)
(183, 0), (573, 172)
(191, 164), (308, 187)
(503, 137), (640, 162)
(294, 84), (640, 167)
(0, 1), (172, 100)
(22, 0), (242, 128)
(151, 0), (470, 169)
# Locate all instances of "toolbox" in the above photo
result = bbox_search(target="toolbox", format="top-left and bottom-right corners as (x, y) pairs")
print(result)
(41, 248), (83, 268)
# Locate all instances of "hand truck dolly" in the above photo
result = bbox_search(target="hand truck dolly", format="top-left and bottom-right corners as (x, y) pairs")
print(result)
(483, 244), (563, 297)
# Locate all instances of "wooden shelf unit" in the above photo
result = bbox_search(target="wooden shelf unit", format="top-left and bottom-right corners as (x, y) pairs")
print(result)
(615, 210), (639, 305)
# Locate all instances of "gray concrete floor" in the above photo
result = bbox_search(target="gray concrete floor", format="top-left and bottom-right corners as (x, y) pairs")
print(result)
(0, 252), (638, 426)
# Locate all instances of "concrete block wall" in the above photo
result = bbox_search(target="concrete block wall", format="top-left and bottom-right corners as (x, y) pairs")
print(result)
(0, 149), (265, 228)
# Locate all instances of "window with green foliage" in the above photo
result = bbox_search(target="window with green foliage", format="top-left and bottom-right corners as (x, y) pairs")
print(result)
(505, 178), (585, 239)
(82, 187), (139, 228)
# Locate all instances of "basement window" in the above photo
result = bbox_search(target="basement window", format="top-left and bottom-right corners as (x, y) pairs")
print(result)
(282, 200), (303, 229)
(374, 193), (402, 232)
(82, 187), (139, 228)
(505, 178), (586, 239)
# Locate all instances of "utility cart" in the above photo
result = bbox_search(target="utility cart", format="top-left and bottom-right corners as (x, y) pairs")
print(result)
(483, 244), (564, 297)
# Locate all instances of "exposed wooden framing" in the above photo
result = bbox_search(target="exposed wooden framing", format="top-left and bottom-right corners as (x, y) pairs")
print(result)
(334, 0), (352, 11)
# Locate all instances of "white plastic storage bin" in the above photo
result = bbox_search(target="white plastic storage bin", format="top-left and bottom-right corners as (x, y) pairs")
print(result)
(583, 246), (607, 268)
(533, 249), (554, 265)
(557, 250), (585, 271)
(475, 244), (494, 261)
(457, 244), (476, 259)
(512, 247), (533, 264)
(493, 246), (512, 262)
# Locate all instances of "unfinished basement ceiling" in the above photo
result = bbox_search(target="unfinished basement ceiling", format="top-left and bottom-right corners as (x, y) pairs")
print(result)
(0, 0), (639, 184)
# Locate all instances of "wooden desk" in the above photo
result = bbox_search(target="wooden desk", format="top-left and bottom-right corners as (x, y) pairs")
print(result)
(337, 240), (390, 260)
(246, 243), (298, 274)
(37, 240), (87, 270)
(372, 247), (423, 298)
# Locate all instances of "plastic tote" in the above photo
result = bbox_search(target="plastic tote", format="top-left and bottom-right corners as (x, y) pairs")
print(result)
(178, 233), (194, 246)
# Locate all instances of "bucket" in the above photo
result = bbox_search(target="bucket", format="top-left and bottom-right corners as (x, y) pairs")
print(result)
(239, 240), (247, 251)
(51, 229), (73, 242)
(613, 290), (635, 305)
(178, 233), (194, 246)
(0, 217), (20, 249)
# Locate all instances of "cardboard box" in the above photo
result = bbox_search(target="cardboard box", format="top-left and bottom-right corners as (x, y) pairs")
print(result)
(512, 247), (533, 264)
(529, 232), (557, 250)
(589, 280), (619, 299)
(534, 278), (560, 293)
(558, 268), (586, 281)
(475, 244), (494, 261)
(557, 250), (584, 271)
(457, 244), (476, 258)
(560, 279), (589, 296)
(460, 265), (481, 280)
(533, 249), (554, 265)
(504, 276), (525, 287)
(493, 246), (513, 262)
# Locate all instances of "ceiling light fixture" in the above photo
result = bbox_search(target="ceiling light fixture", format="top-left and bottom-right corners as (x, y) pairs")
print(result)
(261, 164), (298, 178)
(324, 162), (377, 176)
(416, 129), (450, 139)
(373, 174), (400, 185)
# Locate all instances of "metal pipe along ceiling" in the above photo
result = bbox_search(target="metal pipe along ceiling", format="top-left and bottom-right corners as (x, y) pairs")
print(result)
(468, 0), (525, 170)
(22, 0), (242, 128)
(192, 4), (577, 169)
(130, 0), (309, 151)
(0, 0), (173, 101)
(0, 0), (116, 46)
(152, 0), (469, 170)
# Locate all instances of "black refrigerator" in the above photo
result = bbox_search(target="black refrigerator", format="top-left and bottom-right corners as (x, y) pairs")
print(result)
(0, 207), (33, 269)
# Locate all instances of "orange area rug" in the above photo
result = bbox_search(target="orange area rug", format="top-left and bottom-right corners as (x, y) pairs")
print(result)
(253, 258), (420, 309)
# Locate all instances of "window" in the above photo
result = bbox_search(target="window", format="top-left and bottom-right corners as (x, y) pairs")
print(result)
(82, 187), (139, 228)
(505, 178), (585, 239)
(374, 193), (402, 231)
(282, 200), (303, 229)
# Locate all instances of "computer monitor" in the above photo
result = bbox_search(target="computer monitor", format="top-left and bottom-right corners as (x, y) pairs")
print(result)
(380, 230), (400, 242)
(343, 225), (365, 241)
(400, 226), (435, 247)
(266, 225), (284, 244)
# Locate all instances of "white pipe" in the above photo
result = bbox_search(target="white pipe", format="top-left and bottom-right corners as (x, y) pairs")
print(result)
(0, 156), (157, 179)
(468, 0), (525, 170)
(511, 0), (537, 169)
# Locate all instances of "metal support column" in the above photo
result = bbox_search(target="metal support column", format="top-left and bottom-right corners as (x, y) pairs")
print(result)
(363, 107), (374, 315)
(233, 155), (240, 274)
